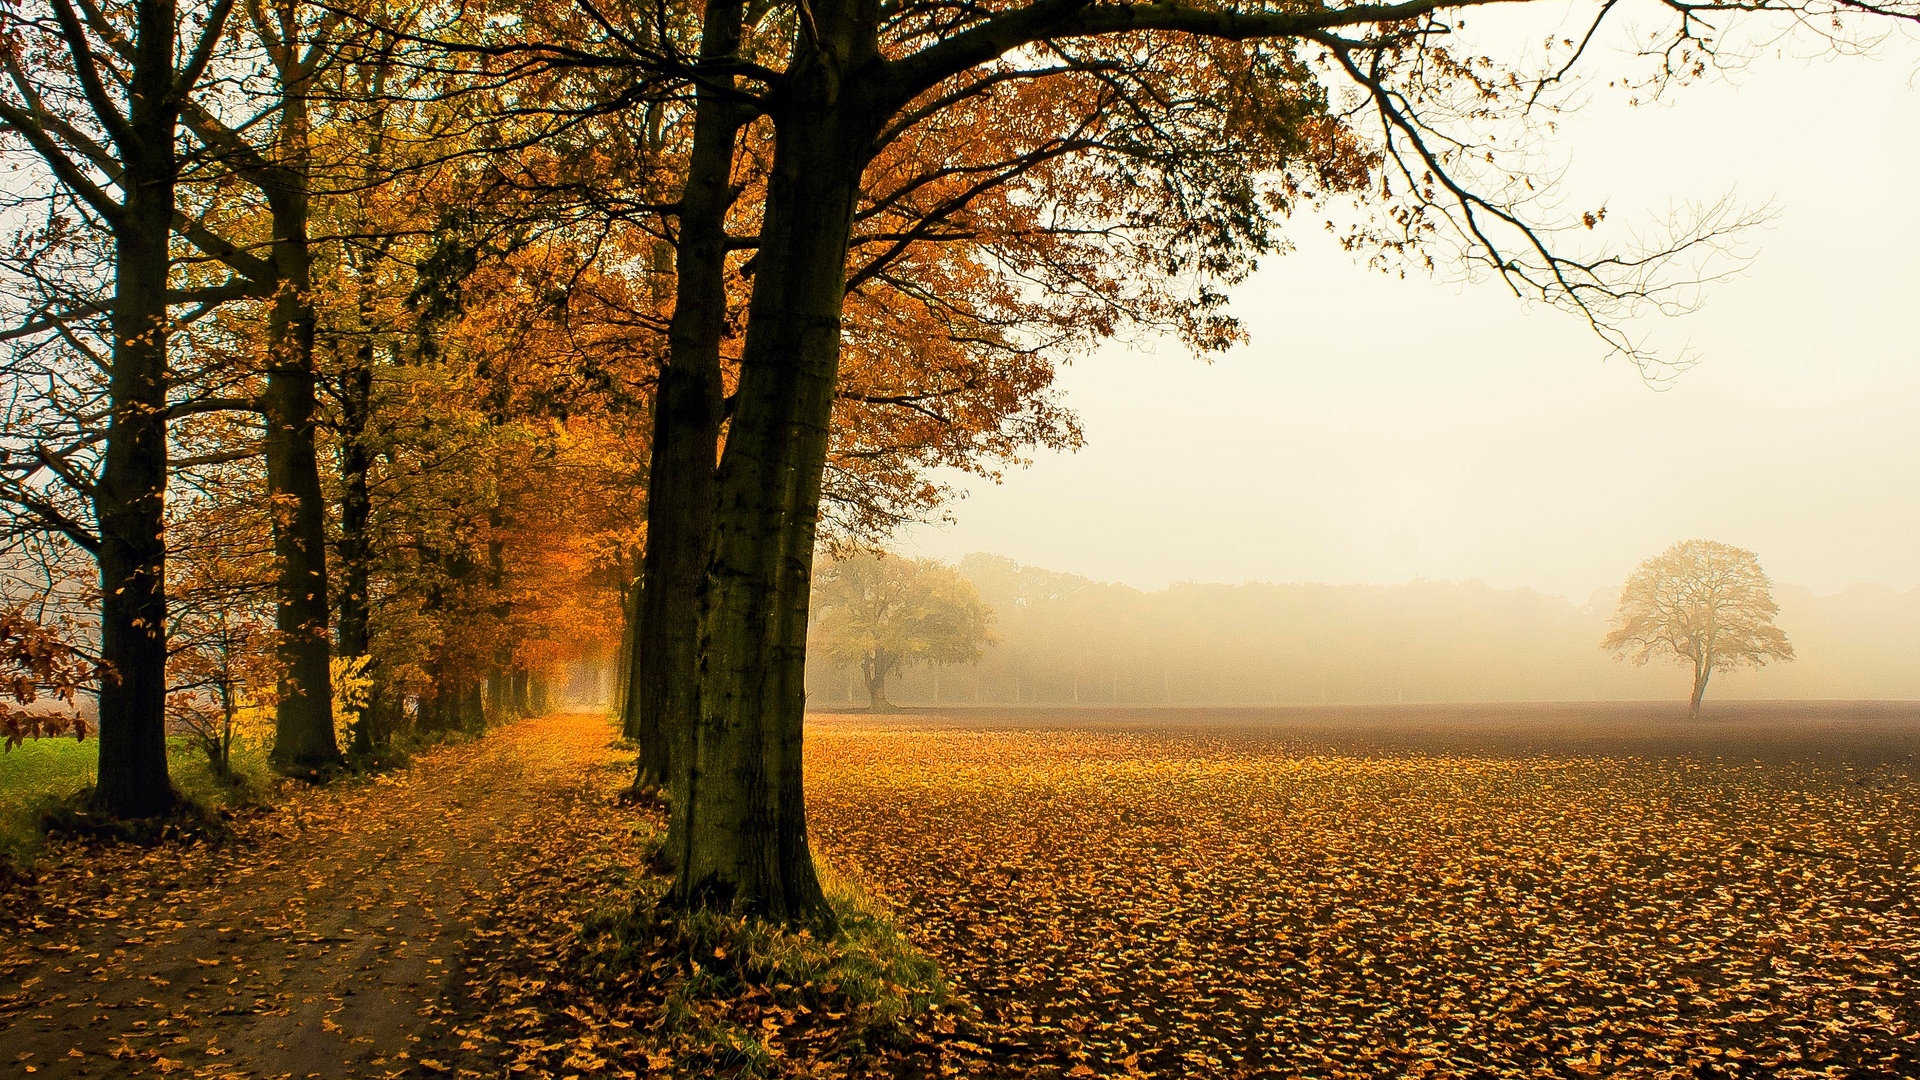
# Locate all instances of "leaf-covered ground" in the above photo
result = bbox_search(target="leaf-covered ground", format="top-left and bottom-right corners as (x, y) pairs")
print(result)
(806, 704), (1920, 1080)
(5, 705), (1916, 1079)
(0, 712), (1030, 1080)
(0, 713), (653, 1079)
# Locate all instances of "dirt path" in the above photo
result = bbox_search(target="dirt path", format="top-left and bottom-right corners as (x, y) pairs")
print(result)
(0, 712), (632, 1080)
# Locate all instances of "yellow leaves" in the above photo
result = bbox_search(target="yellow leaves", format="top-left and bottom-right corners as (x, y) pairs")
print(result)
(807, 708), (1920, 1078)
(561, 1048), (608, 1070)
(331, 654), (375, 747)
(1565, 1049), (1607, 1075)
(14, 708), (1915, 1078)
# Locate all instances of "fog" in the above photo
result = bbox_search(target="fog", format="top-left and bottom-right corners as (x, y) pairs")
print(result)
(862, 34), (1920, 708)
(896, 31), (1920, 606)
(806, 555), (1920, 707)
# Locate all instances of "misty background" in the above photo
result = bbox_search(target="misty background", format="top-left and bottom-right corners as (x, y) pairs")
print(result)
(894, 38), (1920, 605)
(803, 555), (1920, 707)
(837, 26), (1920, 708)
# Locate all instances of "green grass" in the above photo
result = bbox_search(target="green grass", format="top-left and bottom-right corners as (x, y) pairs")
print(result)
(579, 848), (951, 1077)
(0, 734), (97, 858)
(0, 734), (272, 868)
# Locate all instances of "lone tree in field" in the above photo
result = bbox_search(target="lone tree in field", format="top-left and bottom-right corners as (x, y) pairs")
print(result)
(811, 554), (992, 711)
(1603, 540), (1794, 718)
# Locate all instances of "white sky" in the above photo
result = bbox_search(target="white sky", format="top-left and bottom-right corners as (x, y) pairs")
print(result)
(900, 12), (1920, 603)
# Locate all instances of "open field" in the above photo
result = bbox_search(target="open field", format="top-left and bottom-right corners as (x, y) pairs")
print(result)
(806, 702), (1920, 1079)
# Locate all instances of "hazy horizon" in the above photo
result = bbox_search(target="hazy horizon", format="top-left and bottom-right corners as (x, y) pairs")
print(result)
(805, 553), (1920, 706)
(898, 28), (1920, 605)
(916, 551), (1920, 607)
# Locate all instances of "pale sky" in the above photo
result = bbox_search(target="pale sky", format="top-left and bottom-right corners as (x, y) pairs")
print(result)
(900, 14), (1920, 603)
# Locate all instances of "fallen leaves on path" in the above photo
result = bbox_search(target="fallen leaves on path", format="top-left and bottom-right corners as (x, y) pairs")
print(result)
(0, 713), (1050, 1079)
(426, 767), (1051, 1079)
(0, 715), (631, 1079)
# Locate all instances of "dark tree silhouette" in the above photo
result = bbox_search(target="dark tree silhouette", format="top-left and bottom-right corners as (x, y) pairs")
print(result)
(0, 0), (241, 816)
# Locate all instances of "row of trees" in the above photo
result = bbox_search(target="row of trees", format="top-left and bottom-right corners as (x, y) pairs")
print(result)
(0, 0), (665, 807)
(0, 0), (1072, 810)
(4, 0), (1914, 927)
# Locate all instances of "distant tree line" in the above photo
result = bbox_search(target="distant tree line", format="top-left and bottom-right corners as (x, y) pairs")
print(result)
(807, 554), (1915, 709)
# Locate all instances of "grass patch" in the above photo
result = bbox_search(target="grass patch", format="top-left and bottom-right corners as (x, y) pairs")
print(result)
(0, 734), (271, 870)
(573, 851), (956, 1077)
(2, 717), (500, 868)
(0, 734), (96, 861)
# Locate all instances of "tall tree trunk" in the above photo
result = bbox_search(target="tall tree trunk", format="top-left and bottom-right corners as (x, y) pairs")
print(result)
(630, 365), (722, 788)
(487, 667), (509, 719)
(464, 678), (486, 729)
(612, 576), (637, 727)
(419, 659), (449, 733)
(337, 323), (378, 753)
(261, 78), (339, 776)
(630, 0), (747, 798)
(484, 492), (512, 720)
(92, 108), (178, 819)
(1689, 662), (1710, 719)
(335, 61), (393, 757)
(671, 64), (873, 923)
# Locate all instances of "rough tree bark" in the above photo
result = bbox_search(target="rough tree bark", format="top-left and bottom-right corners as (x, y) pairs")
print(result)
(90, 0), (209, 818)
(627, 0), (748, 798)
(670, 42), (877, 924)
(93, 111), (178, 819)
(262, 178), (341, 776)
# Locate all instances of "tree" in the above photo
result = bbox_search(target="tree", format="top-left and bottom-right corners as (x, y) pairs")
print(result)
(542, 0), (1916, 925)
(1603, 539), (1795, 718)
(172, 0), (351, 778)
(811, 553), (992, 710)
(0, 0), (241, 817)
